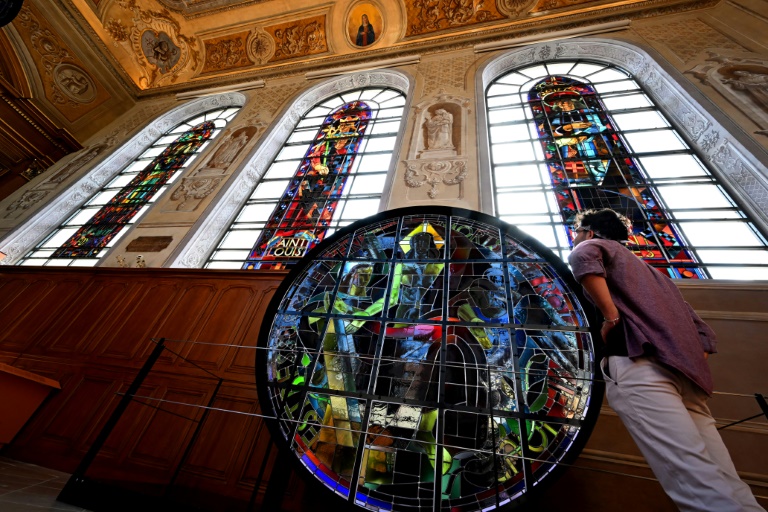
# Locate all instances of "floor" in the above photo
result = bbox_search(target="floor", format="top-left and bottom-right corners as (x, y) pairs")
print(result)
(0, 457), (90, 512)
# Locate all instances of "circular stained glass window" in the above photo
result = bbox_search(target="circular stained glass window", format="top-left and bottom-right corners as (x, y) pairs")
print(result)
(256, 207), (602, 511)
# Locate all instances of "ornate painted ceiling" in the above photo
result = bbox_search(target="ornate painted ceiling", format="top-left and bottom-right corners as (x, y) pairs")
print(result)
(16, 0), (712, 95)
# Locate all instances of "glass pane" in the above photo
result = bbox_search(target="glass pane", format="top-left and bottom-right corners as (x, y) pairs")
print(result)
(638, 155), (707, 179)
(681, 221), (764, 247)
(612, 111), (668, 131)
(655, 184), (732, 210)
(601, 94), (652, 110)
(252, 180), (290, 200)
(623, 131), (686, 153)
(492, 142), (537, 164)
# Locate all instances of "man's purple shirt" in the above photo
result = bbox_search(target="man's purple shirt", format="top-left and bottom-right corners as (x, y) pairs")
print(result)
(568, 238), (717, 395)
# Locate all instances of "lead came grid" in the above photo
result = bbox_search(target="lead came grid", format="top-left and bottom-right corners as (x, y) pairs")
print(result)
(260, 211), (597, 511)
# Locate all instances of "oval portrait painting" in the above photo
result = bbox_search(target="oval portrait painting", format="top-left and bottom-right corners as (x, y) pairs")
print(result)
(347, 2), (383, 48)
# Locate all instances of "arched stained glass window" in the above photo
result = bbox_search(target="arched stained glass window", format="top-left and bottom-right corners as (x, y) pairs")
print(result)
(205, 88), (406, 270)
(17, 107), (240, 267)
(486, 61), (768, 280)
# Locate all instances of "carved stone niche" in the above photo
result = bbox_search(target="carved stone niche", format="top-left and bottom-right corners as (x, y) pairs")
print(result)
(403, 93), (471, 201)
(688, 51), (768, 136)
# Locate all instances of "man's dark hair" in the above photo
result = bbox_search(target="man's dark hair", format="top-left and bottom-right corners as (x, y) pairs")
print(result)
(573, 209), (631, 242)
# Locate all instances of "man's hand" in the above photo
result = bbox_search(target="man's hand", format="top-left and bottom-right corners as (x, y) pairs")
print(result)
(601, 320), (619, 343)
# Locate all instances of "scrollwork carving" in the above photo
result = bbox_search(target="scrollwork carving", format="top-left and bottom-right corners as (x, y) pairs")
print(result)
(405, 160), (467, 199)
(246, 29), (275, 65)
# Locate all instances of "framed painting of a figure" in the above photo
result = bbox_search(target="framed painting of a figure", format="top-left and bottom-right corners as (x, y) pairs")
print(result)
(347, 2), (383, 48)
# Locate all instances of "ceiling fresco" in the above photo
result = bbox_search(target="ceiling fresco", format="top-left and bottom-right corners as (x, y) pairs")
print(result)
(14, 0), (711, 93)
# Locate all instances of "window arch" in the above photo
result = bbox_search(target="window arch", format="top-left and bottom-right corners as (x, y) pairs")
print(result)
(206, 89), (406, 270)
(0, 93), (245, 266)
(479, 42), (768, 280)
(172, 70), (412, 269)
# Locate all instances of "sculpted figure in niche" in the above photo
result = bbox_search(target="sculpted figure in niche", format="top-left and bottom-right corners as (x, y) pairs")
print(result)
(424, 108), (454, 150)
(208, 130), (250, 170)
(356, 14), (375, 47)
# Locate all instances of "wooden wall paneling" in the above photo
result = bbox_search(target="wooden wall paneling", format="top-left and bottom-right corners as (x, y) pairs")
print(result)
(3, 279), (86, 353)
(177, 385), (260, 481)
(0, 277), (37, 315)
(97, 281), (180, 361)
(124, 384), (208, 474)
(238, 399), (281, 507)
(228, 284), (280, 376)
(180, 285), (256, 372)
(0, 278), (54, 351)
(147, 284), (218, 368)
(44, 280), (134, 354)
(5, 371), (121, 471)
(93, 381), (162, 464)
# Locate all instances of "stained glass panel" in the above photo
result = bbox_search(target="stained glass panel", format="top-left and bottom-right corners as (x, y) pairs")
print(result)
(487, 61), (768, 279)
(206, 88), (406, 270)
(257, 207), (600, 511)
(19, 107), (240, 267)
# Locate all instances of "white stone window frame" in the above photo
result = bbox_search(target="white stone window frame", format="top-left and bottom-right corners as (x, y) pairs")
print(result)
(475, 38), (768, 236)
(0, 92), (247, 266)
(169, 70), (414, 269)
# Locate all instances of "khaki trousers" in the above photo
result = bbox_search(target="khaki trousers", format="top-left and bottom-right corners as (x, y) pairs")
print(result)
(602, 356), (764, 512)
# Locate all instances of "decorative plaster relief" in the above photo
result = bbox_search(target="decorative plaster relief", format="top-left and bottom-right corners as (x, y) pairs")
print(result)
(530, 0), (598, 13)
(479, 38), (768, 227)
(497, 0), (536, 17)
(265, 15), (327, 63)
(246, 28), (275, 65)
(3, 190), (49, 220)
(634, 17), (744, 63)
(405, 0), (505, 37)
(12, 4), (109, 121)
(419, 52), (478, 96)
(0, 93), (246, 265)
(157, 0), (269, 18)
(171, 71), (410, 268)
(405, 160), (467, 199)
(202, 31), (252, 74)
(111, 0), (200, 88)
(688, 51), (768, 136)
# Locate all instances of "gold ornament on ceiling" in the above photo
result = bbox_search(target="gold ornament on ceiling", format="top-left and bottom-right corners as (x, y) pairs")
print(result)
(12, 4), (109, 121)
(246, 28), (275, 65)
(264, 15), (327, 63)
(405, 0), (506, 37)
(111, 0), (200, 88)
(202, 31), (252, 74)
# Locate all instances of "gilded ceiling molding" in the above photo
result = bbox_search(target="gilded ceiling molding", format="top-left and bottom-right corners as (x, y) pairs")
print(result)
(170, 70), (412, 268)
(157, 0), (269, 19)
(109, 0), (200, 88)
(476, 38), (768, 229)
(404, 0), (506, 37)
(0, 92), (246, 265)
(201, 30), (252, 74)
(11, 3), (110, 121)
(264, 14), (328, 63)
